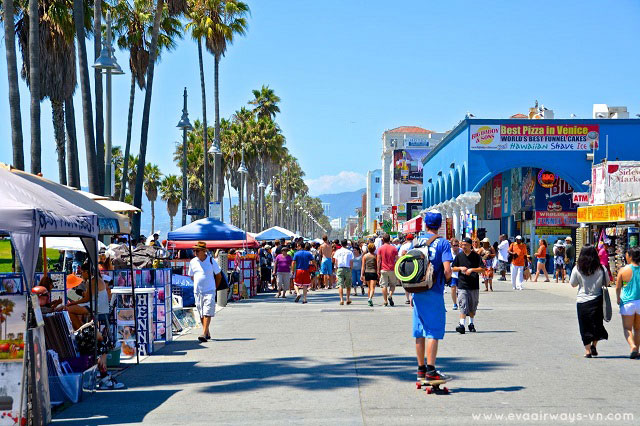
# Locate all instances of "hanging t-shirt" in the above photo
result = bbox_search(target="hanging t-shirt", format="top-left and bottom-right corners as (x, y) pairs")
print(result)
(453, 250), (482, 290)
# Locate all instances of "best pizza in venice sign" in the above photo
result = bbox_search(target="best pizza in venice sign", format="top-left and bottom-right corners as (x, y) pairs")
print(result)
(470, 124), (599, 151)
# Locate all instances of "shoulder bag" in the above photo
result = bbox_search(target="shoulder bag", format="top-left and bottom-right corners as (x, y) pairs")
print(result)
(601, 267), (612, 322)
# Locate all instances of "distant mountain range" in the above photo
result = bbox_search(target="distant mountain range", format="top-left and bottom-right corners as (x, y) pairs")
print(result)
(135, 189), (365, 238)
(318, 188), (365, 221)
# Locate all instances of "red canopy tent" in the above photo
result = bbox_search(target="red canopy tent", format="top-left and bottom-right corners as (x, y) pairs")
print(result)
(167, 234), (259, 250)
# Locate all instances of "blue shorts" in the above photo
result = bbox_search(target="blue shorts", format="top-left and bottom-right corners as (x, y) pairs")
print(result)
(320, 258), (333, 275)
(450, 277), (458, 287)
(412, 290), (446, 340)
(351, 269), (362, 286)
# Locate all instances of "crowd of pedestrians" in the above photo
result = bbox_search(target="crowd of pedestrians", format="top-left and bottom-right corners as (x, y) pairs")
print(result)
(187, 217), (640, 366)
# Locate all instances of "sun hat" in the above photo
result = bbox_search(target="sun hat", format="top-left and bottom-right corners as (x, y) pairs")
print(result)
(66, 274), (83, 289)
(192, 241), (207, 251)
(565, 236), (572, 242)
(406, 234), (414, 240)
(481, 237), (490, 243)
(515, 235), (523, 240)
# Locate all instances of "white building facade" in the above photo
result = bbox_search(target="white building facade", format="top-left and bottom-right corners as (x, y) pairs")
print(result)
(380, 126), (446, 226)
(365, 169), (382, 233)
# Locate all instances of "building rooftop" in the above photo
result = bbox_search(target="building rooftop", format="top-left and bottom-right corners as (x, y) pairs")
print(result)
(385, 126), (434, 134)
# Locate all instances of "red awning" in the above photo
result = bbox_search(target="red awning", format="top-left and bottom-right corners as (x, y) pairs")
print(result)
(402, 216), (422, 233)
(167, 235), (259, 250)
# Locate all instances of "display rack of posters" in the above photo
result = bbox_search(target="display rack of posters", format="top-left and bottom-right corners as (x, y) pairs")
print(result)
(0, 274), (27, 423)
(153, 269), (172, 342)
(112, 287), (155, 359)
(228, 255), (257, 300)
(34, 272), (67, 308)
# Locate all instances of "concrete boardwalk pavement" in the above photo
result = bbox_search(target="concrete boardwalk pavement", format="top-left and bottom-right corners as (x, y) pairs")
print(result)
(54, 279), (639, 425)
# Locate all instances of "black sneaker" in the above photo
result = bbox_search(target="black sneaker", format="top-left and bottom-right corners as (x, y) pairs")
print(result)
(468, 323), (476, 332)
(417, 368), (426, 382)
(426, 369), (450, 382)
(455, 324), (465, 334)
(388, 297), (394, 307)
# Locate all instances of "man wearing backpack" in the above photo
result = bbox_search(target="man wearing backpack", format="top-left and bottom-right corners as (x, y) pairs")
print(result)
(412, 211), (453, 384)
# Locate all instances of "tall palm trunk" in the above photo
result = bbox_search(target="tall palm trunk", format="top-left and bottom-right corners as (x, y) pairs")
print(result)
(51, 100), (67, 185)
(132, 0), (165, 237)
(214, 54), (223, 215)
(198, 39), (210, 216)
(227, 176), (233, 225)
(169, 215), (174, 231)
(73, 0), (99, 193)
(120, 74), (136, 201)
(28, 0), (41, 174)
(4, 0), (25, 170)
(65, 97), (81, 187)
(94, 0), (105, 194)
(151, 200), (155, 233)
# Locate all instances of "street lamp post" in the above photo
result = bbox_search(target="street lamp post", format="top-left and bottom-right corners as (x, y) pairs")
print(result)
(258, 168), (266, 231)
(207, 141), (221, 218)
(93, 10), (123, 196)
(177, 88), (193, 227)
(237, 149), (249, 230)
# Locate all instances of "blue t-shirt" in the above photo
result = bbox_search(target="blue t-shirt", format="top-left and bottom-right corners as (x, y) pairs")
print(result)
(418, 233), (453, 294)
(293, 250), (314, 271)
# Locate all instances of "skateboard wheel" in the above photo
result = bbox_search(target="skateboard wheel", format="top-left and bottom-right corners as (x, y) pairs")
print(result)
(416, 383), (421, 389)
(426, 388), (433, 394)
(443, 387), (449, 393)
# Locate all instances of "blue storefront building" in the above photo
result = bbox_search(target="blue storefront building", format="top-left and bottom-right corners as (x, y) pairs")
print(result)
(421, 118), (640, 251)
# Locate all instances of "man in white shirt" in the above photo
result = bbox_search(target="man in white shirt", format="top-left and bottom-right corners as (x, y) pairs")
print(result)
(188, 241), (222, 342)
(333, 239), (354, 306)
(496, 234), (510, 281)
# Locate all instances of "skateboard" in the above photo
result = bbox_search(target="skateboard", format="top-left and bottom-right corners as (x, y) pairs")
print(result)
(416, 378), (451, 394)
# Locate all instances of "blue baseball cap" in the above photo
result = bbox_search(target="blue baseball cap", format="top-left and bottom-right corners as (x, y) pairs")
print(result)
(424, 210), (442, 230)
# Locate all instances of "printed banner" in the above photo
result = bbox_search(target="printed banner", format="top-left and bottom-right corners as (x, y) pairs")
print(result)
(535, 211), (578, 227)
(577, 204), (626, 223)
(492, 175), (502, 218)
(470, 124), (599, 151)
(393, 149), (429, 184)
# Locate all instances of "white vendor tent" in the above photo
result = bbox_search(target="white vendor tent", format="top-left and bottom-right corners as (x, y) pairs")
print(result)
(0, 167), (99, 288)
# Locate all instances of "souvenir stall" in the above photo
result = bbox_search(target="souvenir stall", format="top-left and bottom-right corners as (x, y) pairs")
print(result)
(167, 219), (258, 329)
(0, 166), (99, 424)
(578, 203), (639, 283)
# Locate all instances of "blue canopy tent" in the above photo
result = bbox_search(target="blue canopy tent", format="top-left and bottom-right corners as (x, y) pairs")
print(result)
(168, 218), (246, 241)
(254, 226), (297, 241)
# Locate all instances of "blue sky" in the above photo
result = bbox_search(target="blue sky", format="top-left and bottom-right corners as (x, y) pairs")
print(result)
(2, 0), (640, 196)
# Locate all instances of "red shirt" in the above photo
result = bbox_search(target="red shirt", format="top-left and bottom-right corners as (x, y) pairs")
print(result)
(377, 243), (398, 271)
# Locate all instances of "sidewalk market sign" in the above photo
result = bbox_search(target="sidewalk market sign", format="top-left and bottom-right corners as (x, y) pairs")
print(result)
(577, 204), (626, 223)
(470, 124), (599, 151)
(590, 161), (640, 205)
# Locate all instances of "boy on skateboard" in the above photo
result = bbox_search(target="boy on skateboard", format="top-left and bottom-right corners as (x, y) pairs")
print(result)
(412, 211), (453, 385)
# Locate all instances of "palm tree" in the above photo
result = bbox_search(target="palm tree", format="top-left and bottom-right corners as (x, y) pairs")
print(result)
(144, 163), (162, 232)
(110, 0), (182, 201)
(126, 154), (139, 197)
(111, 146), (124, 198)
(3, 0), (25, 170)
(185, 1), (212, 216)
(132, 0), (188, 237)
(160, 175), (182, 231)
(190, 0), (249, 217)
(249, 85), (280, 120)
(65, 96), (81, 187)
(27, 0), (41, 174)
(17, 0), (77, 185)
(73, 0), (99, 193)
